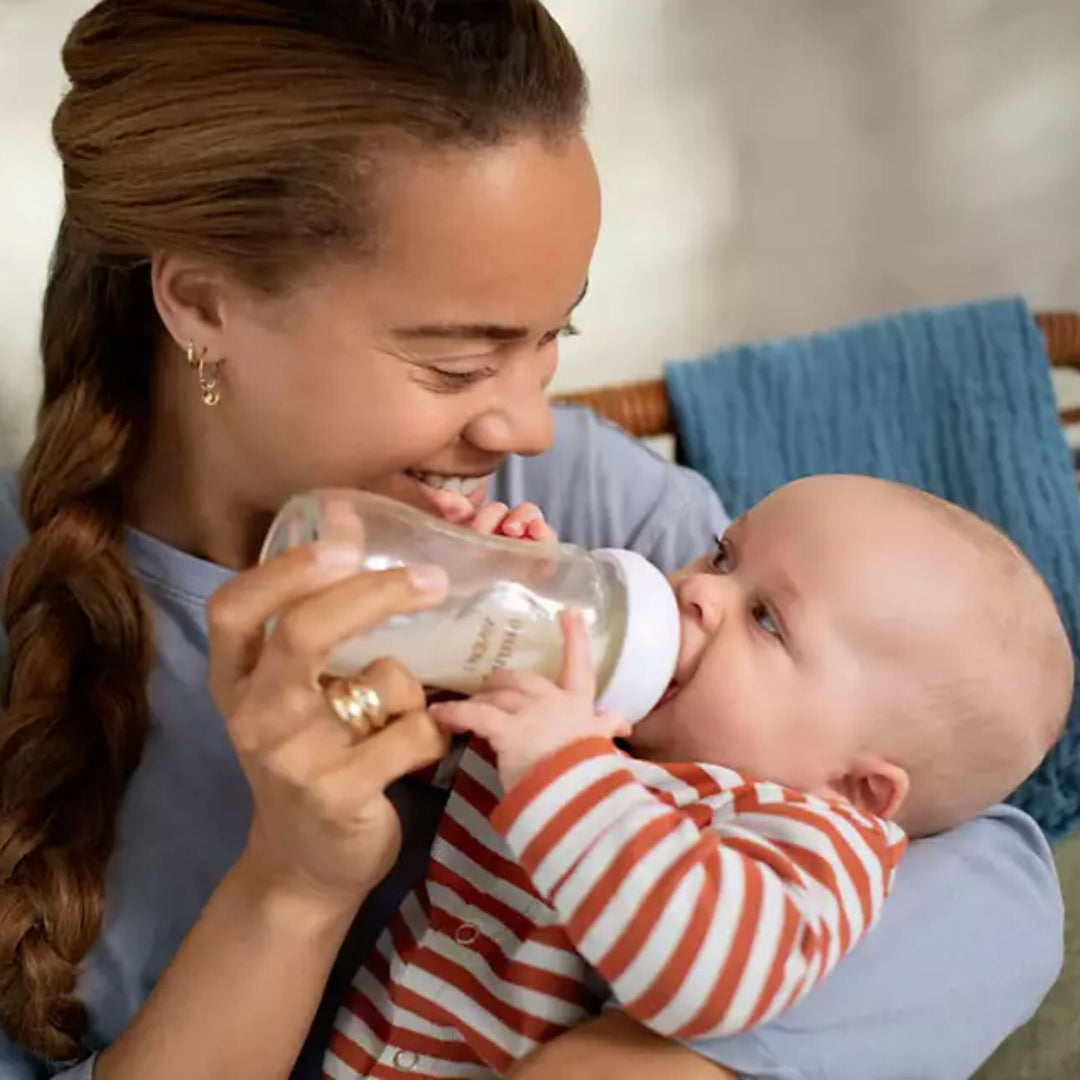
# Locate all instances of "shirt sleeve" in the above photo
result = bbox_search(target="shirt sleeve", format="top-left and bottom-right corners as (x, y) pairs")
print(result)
(685, 803), (1063, 1080)
(491, 738), (906, 1042)
(494, 405), (731, 573)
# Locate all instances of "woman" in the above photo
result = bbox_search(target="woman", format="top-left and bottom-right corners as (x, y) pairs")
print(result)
(0, 3), (1060, 1079)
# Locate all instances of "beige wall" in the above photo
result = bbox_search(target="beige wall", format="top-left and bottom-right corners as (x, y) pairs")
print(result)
(2, 1), (1079, 460)
(545, 0), (1080, 395)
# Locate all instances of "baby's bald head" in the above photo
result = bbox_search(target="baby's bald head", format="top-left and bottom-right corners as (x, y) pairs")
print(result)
(861, 483), (1072, 835)
(771, 477), (1073, 836)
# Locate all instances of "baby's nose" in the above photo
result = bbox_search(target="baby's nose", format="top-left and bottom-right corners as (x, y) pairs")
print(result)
(676, 573), (728, 634)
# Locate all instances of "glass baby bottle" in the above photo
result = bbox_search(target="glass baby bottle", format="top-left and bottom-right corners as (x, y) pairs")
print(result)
(260, 490), (680, 723)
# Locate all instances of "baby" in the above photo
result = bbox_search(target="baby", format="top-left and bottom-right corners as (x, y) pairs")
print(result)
(325, 475), (1072, 1080)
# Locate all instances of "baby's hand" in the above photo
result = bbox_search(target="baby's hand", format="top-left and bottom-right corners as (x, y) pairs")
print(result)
(468, 501), (558, 544)
(430, 611), (629, 790)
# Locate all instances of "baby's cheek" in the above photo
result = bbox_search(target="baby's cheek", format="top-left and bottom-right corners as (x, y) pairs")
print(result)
(671, 707), (716, 761)
(629, 702), (694, 762)
(671, 687), (746, 765)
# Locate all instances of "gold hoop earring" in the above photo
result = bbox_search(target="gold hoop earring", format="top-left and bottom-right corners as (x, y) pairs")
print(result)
(185, 340), (224, 407)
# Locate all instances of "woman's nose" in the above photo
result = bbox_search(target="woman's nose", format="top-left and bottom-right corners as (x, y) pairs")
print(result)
(463, 363), (555, 458)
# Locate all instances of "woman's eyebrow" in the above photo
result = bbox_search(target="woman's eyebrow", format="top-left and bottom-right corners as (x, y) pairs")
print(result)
(391, 280), (589, 342)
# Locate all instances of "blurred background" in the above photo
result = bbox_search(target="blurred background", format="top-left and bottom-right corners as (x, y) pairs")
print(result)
(2, 0), (1079, 459)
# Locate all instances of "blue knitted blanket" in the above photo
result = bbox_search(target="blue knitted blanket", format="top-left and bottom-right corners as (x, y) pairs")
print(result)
(665, 298), (1080, 839)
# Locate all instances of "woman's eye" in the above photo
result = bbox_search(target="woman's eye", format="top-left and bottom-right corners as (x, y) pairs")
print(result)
(540, 322), (580, 347)
(709, 536), (731, 574)
(751, 602), (781, 638)
(429, 367), (493, 391)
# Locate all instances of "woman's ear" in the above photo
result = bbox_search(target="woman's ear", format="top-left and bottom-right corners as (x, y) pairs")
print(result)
(150, 252), (230, 356)
(828, 755), (910, 820)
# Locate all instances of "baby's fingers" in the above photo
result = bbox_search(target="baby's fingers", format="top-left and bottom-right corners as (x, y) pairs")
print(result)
(484, 667), (559, 698)
(469, 502), (510, 536)
(498, 502), (546, 541)
(596, 709), (633, 741)
(427, 487), (478, 525)
(430, 699), (511, 743)
(557, 609), (596, 699)
(525, 517), (558, 544)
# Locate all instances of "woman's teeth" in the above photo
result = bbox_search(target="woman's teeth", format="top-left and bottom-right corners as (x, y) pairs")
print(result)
(409, 471), (488, 496)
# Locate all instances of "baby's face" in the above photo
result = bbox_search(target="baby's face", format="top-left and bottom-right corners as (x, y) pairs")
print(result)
(629, 479), (954, 796)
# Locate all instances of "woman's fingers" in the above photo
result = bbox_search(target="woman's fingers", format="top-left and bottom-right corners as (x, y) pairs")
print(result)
(235, 655), (429, 764)
(208, 543), (364, 704)
(310, 656), (427, 746)
(242, 710), (442, 885)
(252, 564), (448, 695)
(348, 656), (427, 719)
(213, 554), (445, 736)
(341, 709), (451, 794)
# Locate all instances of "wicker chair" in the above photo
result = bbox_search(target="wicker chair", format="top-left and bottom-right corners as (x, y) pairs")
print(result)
(554, 311), (1080, 437)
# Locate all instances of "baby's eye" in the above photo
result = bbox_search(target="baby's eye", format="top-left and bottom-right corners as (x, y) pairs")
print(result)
(709, 536), (731, 574)
(751, 602), (781, 638)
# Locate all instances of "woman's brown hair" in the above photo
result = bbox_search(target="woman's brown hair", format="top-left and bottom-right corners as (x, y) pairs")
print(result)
(0, 0), (585, 1060)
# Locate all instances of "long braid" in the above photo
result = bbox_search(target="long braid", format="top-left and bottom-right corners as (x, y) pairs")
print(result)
(0, 223), (155, 1059)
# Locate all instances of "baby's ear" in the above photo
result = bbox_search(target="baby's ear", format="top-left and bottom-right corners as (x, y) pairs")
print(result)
(829, 756), (910, 821)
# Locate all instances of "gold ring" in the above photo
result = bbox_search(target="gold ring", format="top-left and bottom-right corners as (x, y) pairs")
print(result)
(323, 677), (387, 737)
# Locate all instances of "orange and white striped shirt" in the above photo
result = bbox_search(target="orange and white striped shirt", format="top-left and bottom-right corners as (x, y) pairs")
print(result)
(326, 737), (906, 1079)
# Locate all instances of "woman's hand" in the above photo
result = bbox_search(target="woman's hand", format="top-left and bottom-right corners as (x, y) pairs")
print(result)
(207, 543), (451, 913)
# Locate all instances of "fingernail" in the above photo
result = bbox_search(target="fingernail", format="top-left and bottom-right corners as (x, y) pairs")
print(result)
(314, 542), (363, 572)
(409, 563), (448, 593)
(504, 521), (523, 536)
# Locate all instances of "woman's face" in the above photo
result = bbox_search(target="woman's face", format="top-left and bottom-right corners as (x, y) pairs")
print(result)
(212, 134), (600, 522)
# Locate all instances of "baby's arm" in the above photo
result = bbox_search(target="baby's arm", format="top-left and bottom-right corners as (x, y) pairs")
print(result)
(489, 736), (906, 1040)
(433, 618), (906, 1042)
